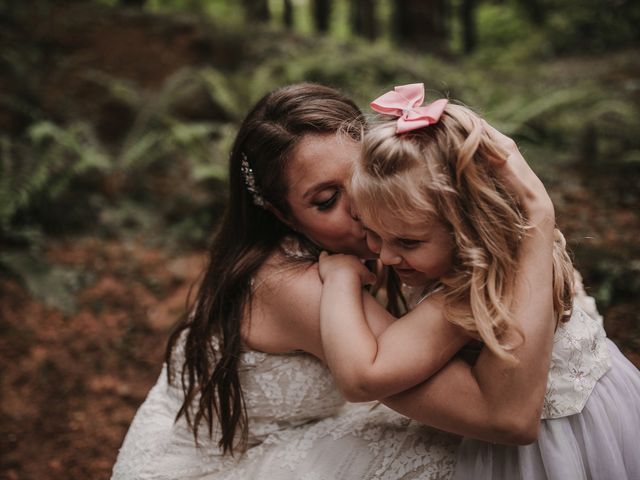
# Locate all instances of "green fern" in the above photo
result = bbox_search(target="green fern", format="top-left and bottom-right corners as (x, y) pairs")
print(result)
(0, 123), (108, 233)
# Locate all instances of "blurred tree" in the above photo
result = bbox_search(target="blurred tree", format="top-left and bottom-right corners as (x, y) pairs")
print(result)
(543, 0), (640, 53)
(243, 0), (270, 22)
(515, 0), (545, 25)
(393, 0), (449, 52)
(460, 0), (476, 53)
(119, 0), (146, 7)
(283, 0), (293, 29)
(350, 0), (377, 40)
(312, 0), (332, 33)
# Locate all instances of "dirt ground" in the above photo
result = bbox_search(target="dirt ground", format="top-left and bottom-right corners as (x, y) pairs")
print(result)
(1, 237), (206, 479)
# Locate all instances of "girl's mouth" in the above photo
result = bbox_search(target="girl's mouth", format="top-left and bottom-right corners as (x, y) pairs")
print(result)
(393, 267), (415, 275)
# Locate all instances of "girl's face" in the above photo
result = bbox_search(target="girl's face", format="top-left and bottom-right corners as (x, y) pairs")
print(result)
(284, 133), (373, 258)
(363, 213), (455, 287)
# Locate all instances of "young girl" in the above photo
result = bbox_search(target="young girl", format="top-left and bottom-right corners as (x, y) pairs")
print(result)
(318, 83), (640, 479)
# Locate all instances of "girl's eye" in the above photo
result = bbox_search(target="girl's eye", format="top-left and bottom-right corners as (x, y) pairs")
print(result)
(397, 238), (421, 248)
(313, 191), (338, 211)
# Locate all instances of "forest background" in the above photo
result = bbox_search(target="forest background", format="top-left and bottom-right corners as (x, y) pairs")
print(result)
(1, 0), (639, 478)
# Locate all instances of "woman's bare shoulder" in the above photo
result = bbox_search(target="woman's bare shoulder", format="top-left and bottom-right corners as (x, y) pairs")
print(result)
(242, 251), (325, 359)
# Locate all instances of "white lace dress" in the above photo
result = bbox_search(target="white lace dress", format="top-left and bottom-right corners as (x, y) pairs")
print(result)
(111, 335), (460, 480)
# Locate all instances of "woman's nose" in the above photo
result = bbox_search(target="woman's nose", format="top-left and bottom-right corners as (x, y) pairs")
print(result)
(379, 244), (401, 266)
(349, 205), (360, 222)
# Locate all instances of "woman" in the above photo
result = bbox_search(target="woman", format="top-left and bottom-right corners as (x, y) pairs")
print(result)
(111, 83), (590, 479)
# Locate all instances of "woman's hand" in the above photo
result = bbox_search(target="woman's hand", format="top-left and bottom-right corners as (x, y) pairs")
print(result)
(483, 121), (554, 219)
(318, 252), (376, 286)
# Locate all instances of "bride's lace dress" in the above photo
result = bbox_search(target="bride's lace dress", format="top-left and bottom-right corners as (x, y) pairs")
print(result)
(111, 334), (460, 480)
(112, 269), (606, 480)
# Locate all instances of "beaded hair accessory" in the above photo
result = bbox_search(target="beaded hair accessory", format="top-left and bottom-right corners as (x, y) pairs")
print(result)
(240, 152), (265, 207)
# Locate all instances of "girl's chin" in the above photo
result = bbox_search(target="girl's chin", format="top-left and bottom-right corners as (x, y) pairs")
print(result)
(393, 269), (429, 286)
(397, 277), (424, 287)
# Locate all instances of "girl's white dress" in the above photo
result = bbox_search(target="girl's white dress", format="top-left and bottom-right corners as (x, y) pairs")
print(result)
(111, 334), (460, 480)
(453, 295), (640, 479)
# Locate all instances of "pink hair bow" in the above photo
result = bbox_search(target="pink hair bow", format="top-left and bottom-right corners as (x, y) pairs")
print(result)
(370, 83), (448, 134)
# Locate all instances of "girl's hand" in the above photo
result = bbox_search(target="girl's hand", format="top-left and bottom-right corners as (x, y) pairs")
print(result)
(482, 121), (554, 218)
(318, 252), (376, 286)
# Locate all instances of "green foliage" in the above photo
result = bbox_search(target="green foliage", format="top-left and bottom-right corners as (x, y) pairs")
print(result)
(0, 251), (86, 313)
(544, 0), (640, 54)
(145, 0), (244, 24)
(247, 40), (470, 108)
(0, 62), (243, 305)
(472, 3), (550, 64)
(488, 85), (640, 148)
(3, 0), (639, 312)
(1, 68), (237, 235)
(574, 247), (640, 308)
(0, 122), (108, 233)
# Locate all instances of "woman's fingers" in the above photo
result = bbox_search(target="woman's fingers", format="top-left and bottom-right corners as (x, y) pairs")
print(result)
(482, 120), (517, 157)
(481, 120), (552, 212)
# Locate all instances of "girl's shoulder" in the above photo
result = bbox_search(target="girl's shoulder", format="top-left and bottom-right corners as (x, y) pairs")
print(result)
(402, 281), (445, 309)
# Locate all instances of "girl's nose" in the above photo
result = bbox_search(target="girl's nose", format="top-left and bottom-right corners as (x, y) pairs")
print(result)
(379, 244), (401, 266)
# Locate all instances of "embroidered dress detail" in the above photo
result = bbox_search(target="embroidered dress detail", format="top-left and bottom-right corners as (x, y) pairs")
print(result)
(542, 306), (611, 419)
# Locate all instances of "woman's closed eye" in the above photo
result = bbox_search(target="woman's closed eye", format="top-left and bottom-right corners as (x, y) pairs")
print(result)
(312, 191), (339, 211)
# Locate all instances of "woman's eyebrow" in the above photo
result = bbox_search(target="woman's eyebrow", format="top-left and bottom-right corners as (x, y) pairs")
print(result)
(302, 181), (336, 200)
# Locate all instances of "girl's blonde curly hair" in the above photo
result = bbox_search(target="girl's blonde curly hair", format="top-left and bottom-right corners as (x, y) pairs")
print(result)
(353, 103), (574, 360)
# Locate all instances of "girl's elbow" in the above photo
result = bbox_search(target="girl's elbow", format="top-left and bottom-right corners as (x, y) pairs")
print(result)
(340, 388), (376, 403)
(336, 374), (384, 403)
(338, 382), (380, 403)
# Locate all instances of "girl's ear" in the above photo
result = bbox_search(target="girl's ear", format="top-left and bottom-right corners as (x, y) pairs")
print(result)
(265, 203), (297, 231)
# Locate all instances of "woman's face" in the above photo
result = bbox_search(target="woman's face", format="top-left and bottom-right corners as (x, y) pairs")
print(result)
(284, 133), (373, 258)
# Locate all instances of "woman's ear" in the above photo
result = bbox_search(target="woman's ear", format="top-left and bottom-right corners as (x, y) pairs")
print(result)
(264, 203), (297, 231)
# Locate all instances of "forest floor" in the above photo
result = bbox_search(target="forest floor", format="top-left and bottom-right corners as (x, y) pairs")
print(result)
(1, 3), (639, 479)
(1, 239), (204, 479)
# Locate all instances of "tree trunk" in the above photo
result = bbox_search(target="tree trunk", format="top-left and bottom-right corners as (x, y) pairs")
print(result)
(312, 0), (332, 33)
(517, 0), (545, 25)
(243, 0), (270, 23)
(283, 0), (293, 29)
(120, 0), (146, 7)
(393, 0), (448, 52)
(350, 0), (377, 40)
(460, 0), (476, 54)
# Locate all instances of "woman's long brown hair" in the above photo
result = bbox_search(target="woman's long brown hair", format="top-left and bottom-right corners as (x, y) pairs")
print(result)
(165, 83), (367, 454)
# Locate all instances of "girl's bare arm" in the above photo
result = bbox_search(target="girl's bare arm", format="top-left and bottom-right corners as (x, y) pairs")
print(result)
(319, 257), (469, 401)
